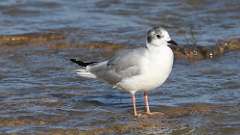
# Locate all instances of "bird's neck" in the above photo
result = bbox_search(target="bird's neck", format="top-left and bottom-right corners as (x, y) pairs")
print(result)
(146, 43), (169, 52)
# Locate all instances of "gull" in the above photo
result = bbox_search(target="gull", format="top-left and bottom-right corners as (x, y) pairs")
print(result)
(70, 26), (177, 116)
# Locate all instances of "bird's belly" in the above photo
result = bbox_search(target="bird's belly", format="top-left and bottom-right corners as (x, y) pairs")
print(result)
(141, 65), (172, 90)
(117, 61), (173, 92)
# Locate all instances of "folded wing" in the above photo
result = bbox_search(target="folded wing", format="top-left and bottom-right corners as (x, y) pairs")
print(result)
(88, 48), (146, 85)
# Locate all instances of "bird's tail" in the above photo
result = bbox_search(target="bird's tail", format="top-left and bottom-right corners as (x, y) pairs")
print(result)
(75, 68), (96, 78)
(70, 59), (96, 78)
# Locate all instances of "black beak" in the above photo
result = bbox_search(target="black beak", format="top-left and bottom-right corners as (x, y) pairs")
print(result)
(168, 40), (178, 46)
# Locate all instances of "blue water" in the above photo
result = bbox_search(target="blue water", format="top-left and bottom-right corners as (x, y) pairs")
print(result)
(0, 0), (240, 134)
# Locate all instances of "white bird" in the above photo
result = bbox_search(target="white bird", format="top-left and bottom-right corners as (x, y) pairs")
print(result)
(70, 26), (177, 116)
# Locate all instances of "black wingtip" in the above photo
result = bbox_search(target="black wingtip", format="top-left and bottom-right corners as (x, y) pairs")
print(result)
(70, 59), (87, 67)
(70, 59), (96, 67)
(70, 58), (77, 63)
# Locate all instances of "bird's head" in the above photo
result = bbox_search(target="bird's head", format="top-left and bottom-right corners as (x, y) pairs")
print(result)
(147, 26), (177, 47)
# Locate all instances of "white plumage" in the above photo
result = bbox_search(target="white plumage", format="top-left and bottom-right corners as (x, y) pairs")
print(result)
(71, 26), (177, 116)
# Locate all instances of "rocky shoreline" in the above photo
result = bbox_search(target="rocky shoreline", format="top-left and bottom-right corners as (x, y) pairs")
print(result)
(170, 38), (240, 60)
(0, 32), (239, 61)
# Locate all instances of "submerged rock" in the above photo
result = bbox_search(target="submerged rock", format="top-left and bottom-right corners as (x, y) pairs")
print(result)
(0, 32), (239, 61)
(170, 37), (240, 60)
(0, 32), (64, 45)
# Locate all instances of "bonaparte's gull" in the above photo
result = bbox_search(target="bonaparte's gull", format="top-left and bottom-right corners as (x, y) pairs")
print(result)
(71, 26), (177, 116)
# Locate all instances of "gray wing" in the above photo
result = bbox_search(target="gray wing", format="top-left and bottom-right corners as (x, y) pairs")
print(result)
(88, 48), (146, 84)
(107, 48), (146, 77)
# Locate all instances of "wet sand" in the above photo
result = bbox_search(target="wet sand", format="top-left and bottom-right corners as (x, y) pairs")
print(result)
(1, 31), (240, 60)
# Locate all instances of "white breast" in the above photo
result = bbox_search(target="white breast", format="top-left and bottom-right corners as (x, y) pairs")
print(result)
(141, 46), (173, 90)
(117, 46), (174, 94)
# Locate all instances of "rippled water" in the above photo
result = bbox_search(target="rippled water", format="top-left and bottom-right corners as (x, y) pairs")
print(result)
(0, 0), (240, 134)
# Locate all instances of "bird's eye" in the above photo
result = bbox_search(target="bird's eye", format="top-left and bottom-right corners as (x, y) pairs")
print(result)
(156, 35), (161, 38)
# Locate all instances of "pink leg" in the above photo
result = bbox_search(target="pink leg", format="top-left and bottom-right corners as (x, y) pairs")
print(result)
(144, 91), (151, 113)
(131, 93), (138, 116)
(144, 91), (165, 116)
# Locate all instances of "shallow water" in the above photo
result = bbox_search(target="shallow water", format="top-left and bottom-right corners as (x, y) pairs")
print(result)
(0, 0), (240, 134)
